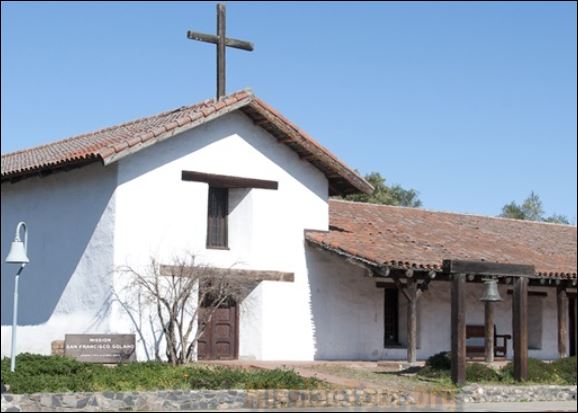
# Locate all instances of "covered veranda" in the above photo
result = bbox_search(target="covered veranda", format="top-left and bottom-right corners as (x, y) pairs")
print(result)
(306, 199), (577, 384)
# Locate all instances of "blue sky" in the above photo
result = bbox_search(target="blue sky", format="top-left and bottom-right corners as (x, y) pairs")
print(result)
(2, 1), (576, 220)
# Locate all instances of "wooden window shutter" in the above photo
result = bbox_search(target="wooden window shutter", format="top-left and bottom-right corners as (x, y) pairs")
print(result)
(207, 187), (228, 248)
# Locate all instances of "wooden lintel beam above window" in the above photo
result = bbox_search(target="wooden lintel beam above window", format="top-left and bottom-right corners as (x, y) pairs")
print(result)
(182, 170), (278, 190)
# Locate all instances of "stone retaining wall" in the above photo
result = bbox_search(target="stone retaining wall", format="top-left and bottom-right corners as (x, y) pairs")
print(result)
(458, 384), (577, 403)
(2, 385), (575, 411)
(0, 389), (455, 412)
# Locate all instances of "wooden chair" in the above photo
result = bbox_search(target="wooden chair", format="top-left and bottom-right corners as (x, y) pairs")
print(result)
(466, 324), (511, 359)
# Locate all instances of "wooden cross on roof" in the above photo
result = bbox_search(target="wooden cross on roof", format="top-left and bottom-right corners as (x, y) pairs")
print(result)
(187, 3), (254, 101)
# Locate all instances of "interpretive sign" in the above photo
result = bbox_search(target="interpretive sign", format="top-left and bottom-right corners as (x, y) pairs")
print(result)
(64, 334), (136, 363)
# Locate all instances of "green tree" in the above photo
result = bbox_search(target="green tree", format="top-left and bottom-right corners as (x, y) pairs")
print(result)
(500, 191), (570, 224)
(344, 172), (422, 207)
(543, 214), (571, 225)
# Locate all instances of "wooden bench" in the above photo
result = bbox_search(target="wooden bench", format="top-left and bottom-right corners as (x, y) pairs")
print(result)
(466, 324), (511, 359)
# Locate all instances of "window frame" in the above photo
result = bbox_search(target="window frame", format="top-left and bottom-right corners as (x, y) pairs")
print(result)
(206, 186), (229, 249)
(383, 287), (401, 347)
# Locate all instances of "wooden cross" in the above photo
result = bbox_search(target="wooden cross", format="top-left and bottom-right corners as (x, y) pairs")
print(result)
(187, 3), (254, 100)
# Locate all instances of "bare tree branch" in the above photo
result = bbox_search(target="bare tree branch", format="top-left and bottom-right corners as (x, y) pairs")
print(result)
(115, 253), (252, 365)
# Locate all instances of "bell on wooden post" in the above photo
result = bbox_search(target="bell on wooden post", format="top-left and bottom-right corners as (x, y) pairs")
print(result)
(480, 278), (502, 302)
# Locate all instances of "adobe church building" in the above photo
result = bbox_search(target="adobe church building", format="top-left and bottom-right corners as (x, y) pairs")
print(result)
(1, 90), (576, 364)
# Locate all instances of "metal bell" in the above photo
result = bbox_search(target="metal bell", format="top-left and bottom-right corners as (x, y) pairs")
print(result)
(480, 278), (502, 302)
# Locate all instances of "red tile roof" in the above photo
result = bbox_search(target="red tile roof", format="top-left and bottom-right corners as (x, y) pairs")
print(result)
(1, 90), (372, 196)
(306, 199), (577, 279)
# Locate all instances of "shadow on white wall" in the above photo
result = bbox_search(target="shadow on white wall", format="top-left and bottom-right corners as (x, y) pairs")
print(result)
(1, 163), (116, 327)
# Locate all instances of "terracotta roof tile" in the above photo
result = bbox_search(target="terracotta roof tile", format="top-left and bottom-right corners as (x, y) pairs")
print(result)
(1, 90), (372, 196)
(306, 200), (577, 279)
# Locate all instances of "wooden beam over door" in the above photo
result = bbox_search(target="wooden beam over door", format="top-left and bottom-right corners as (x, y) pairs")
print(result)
(205, 267), (294, 282)
(182, 170), (278, 190)
(451, 274), (466, 386)
(161, 265), (294, 282)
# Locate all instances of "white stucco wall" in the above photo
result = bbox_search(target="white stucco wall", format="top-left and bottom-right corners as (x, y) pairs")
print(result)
(1, 163), (117, 357)
(111, 111), (329, 361)
(4, 110), (566, 363)
(307, 247), (573, 361)
(1, 110), (330, 361)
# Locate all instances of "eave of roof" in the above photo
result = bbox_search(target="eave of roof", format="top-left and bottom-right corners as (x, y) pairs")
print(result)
(305, 199), (577, 280)
(1, 90), (373, 196)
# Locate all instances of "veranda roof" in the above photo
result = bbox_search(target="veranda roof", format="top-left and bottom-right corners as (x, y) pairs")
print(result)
(306, 199), (577, 279)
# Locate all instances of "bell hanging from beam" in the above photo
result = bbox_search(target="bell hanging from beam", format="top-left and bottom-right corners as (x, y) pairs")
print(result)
(480, 278), (502, 302)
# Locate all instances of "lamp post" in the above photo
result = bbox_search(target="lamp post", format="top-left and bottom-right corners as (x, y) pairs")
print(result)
(5, 222), (29, 372)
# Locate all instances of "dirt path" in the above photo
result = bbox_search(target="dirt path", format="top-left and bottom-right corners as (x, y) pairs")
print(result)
(203, 360), (457, 409)
(204, 360), (453, 394)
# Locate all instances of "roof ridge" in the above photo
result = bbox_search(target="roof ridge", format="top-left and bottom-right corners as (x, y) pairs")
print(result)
(1, 91), (251, 158)
(1, 88), (367, 196)
(329, 198), (577, 229)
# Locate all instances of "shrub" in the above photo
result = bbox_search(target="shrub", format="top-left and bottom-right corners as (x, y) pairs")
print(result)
(549, 356), (576, 384)
(417, 366), (451, 381)
(187, 366), (246, 389)
(1, 354), (323, 393)
(419, 354), (575, 386)
(1, 353), (100, 393)
(466, 363), (501, 383)
(91, 362), (191, 392)
(501, 358), (566, 384)
(425, 352), (451, 371)
(241, 368), (320, 390)
(186, 366), (320, 390)
(418, 362), (500, 384)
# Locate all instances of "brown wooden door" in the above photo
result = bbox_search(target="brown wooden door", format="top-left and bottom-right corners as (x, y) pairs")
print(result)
(198, 299), (238, 360)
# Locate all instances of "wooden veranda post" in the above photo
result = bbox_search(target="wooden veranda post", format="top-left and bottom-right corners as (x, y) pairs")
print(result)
(557, 285), (569, 359)
(451, 274), (466, 386)
(513, 276), (529, 381)
(392, 270), (433, 365)
(484, 301), (495, 363)
(407, 278), (418, 364)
